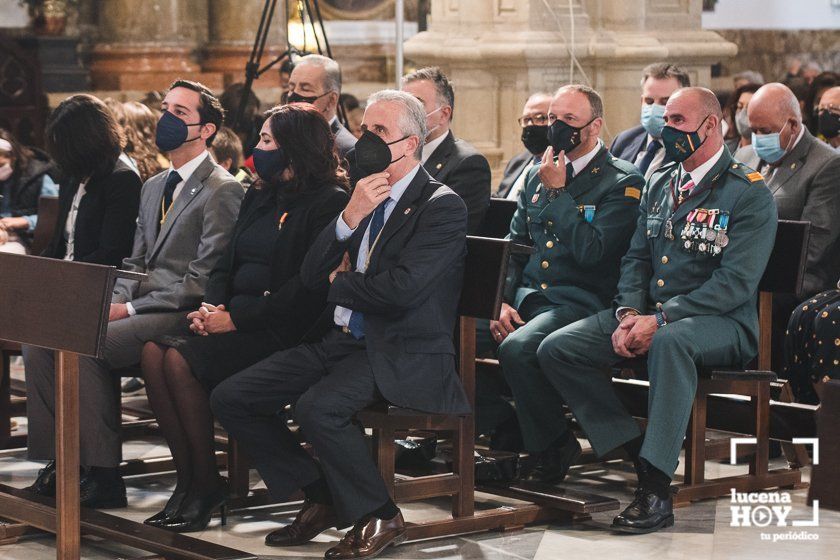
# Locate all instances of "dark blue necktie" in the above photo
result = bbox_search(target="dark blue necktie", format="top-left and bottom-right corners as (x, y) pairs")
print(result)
(347, 200), (389, 339)
(638, 139), (662, 175)
(158, 171), (182, 233)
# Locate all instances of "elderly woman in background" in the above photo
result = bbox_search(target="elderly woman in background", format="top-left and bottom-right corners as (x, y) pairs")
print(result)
(0, 129), (59, 254)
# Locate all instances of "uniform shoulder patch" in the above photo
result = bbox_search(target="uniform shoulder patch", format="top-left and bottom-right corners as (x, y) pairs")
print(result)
(746, 171), (763, 183)
(624, 186), (642, 200)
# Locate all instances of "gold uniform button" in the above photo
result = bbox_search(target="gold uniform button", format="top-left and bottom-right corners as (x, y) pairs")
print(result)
(540, 283), (548, 290)
(656, 279), (665, 287)
(546, 240), (554, 248)
(541, 260), (549, 269)
(661, 256), (669, 264)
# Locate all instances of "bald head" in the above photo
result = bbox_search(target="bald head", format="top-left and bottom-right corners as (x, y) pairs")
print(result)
(747, 83), (802, 156)
(663, 87), (724, 170)
(818, 86), (840, 110)
(750, 83), (801, 121)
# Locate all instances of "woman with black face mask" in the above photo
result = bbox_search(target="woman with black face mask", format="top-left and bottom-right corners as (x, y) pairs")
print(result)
(139, 103), (349, 533)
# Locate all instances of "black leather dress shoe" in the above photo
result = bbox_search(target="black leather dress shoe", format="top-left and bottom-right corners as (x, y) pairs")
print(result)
(611, 487), (675, 534)
(160, 481), (227, 533)
(524, 435), (581, 484)
(80, 468), (127, 509)
(26, 461), (57, 497)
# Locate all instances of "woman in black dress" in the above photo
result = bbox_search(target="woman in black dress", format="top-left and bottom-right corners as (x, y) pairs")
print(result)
(782, 284), (840, 403)
(139, 103), (349, 532)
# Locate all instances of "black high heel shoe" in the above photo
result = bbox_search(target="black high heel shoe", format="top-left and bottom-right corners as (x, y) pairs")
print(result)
(160, 481), (228, 533)
(144, 488), (188, 527)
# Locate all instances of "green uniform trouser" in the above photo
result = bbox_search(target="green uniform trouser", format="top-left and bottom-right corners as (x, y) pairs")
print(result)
(531, 309), (747, 477)
(495, 295), (590, 451)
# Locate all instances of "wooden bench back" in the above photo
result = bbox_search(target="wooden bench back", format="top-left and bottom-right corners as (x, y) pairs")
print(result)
(759, 220), (810, 295)
(478, 199), (517, 239)
(30, 195), (59, 256)
(0, 254), (113, 357)
(458, 236), (531, 321)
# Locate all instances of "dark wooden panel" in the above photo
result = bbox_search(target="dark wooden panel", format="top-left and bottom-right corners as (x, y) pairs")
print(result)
(479, 199), (517, 239)
(760, 220), (809, 294)
(0, 254), (112, 357)
(478, 482), (620, 514)
(30, 195), (59, 257)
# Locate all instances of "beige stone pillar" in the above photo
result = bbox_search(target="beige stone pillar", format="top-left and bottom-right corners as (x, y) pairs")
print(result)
(404, 0), (737, 181)
(203, 0), (287, 88)
(89, 0), (221, 91)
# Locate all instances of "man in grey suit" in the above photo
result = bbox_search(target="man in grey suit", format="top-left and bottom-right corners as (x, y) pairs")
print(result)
(739, 82), (840, 370)
(287, 54), (357, 159)
(211, 90), (469, 559)
(23, 80), (243, 508)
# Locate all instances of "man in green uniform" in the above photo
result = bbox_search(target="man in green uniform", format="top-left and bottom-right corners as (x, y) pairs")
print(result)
(533, 87), (777, 534)
(482, 84), (644, 472)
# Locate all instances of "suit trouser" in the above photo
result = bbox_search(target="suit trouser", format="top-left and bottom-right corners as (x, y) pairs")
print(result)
(496, 297), (590, 452)
(210, 329), (389, 527)
(23, 311), (187, 467)
(532, 310), (747, 477)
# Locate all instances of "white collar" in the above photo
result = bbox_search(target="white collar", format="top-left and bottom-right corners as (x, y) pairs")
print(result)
(170, 150), (209, 183)
(680, 145), (725, 186)
(422, 131), (449, 163)
(789, 124), (805, 152)
(565, 140), (602, 175)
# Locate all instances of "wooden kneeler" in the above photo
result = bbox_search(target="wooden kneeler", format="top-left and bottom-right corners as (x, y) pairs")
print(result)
(0, 253), (254, 560)
(357, 237), (618, 540)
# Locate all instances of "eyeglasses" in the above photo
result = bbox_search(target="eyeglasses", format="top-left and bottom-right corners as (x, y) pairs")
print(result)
(517, 114), (549, 127)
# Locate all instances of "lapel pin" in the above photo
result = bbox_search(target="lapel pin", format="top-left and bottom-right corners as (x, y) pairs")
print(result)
(436, 163), (443, 170)
(591, 166), (599, 174)
(404, 208), (412, 215)
(190, 188), (196, 195)
(791, 163), (797, 170)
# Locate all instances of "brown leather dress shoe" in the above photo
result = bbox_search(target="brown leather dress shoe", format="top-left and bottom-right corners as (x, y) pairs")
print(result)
(265, 500), (338, 547)
(325, 511), (406, 560)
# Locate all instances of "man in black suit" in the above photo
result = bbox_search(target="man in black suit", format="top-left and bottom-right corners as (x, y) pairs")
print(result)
(287, 54), (357, 159)
(402, 66), (491, 234)
(610, 63), (690, 178)
(211, 90), (469, 559)
(495, 92), (553, 199)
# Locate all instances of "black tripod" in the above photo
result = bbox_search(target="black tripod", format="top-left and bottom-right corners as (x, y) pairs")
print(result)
(231, 0), (346, 130)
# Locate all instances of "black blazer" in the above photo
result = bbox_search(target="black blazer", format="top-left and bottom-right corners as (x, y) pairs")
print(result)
(423, 130), (491, 235)
(301, 166), (471, 415)
(204, 181), (349, 346)
(495, 150), (534, 199)
(44, 158), (141, 266)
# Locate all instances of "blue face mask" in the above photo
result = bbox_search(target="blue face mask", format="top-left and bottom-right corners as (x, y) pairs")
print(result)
(252, 147), (289, 181)
(640, 103), (666, 138)
(155, 110), (204, 153)
(751, 121), (791, 164)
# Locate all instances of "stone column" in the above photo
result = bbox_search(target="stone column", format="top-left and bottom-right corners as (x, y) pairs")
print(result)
(404, 0), (737, 179)
(203, 0), (287, 89)
(89, 0), (221, 92)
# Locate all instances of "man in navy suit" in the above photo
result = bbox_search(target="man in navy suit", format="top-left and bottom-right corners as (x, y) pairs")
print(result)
(610, 63), (690, 178)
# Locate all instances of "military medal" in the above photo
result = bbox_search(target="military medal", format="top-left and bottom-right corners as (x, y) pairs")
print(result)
(277, 212), (288, 231)
(583, 205), (596, 223)
(705, 228), (716, 241)
(531, 193), (540, 204)
(664, 219), (674, 239)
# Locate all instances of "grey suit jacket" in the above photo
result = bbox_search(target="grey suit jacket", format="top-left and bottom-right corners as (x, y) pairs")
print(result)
(112, 154), (244, 313)
(735, 130), (840, 297)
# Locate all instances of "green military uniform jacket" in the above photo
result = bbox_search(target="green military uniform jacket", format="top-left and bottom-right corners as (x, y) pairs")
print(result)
(614, 146), (778, 356)
(505, 145), (645, 313)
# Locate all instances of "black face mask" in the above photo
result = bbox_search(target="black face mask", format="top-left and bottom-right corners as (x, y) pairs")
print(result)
(155, 110), (204, 152)
(252, 147), (289, 181)
(354, 129), (410, 175)
(818, 110), (840, 139)
(521, 125), (550, 155)
(661, 115), (710, 163)
(547, 118), (594, 154)
(287, 91), (330, 105)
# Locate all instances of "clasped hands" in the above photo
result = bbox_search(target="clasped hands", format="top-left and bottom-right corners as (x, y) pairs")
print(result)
(188, 302), (236, 336)
(611, 314), (658, 358)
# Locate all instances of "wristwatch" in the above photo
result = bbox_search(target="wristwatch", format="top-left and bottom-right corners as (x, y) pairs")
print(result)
(655, 310), (668, 328)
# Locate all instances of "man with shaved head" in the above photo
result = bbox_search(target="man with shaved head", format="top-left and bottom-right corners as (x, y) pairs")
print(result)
(740, 82), (840, 370)
(534, 87), (777, 534)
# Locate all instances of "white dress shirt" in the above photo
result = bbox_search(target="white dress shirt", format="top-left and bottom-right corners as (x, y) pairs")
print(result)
(565, 140), (603, 176)
(63, 179), (89, 261)
(333, 164), (422, 327)
(421, 131), (449, 164)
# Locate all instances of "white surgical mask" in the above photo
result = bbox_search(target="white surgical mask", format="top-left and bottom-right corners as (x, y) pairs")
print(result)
(425, 106), (444, 139)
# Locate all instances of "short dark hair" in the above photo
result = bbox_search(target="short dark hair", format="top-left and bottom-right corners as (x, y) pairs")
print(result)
(46, 94), (123, 180)
(210, 126), (243, 173)
(555, 84), (604, 120)
(402, 66), (455, 116)
(262, 103), (349, 194)
(641, 63), (691, 89)
(168, 79), (225, 146)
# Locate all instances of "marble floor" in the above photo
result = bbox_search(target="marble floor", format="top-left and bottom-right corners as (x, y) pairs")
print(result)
(0, 359), (836, 559)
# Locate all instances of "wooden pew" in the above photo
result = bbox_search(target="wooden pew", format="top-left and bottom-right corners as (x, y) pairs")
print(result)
(479, 198), (517, 239)
(357, 237), (619, 541)
(0, 253), (255, 560)
(809, 379), (840, 511)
